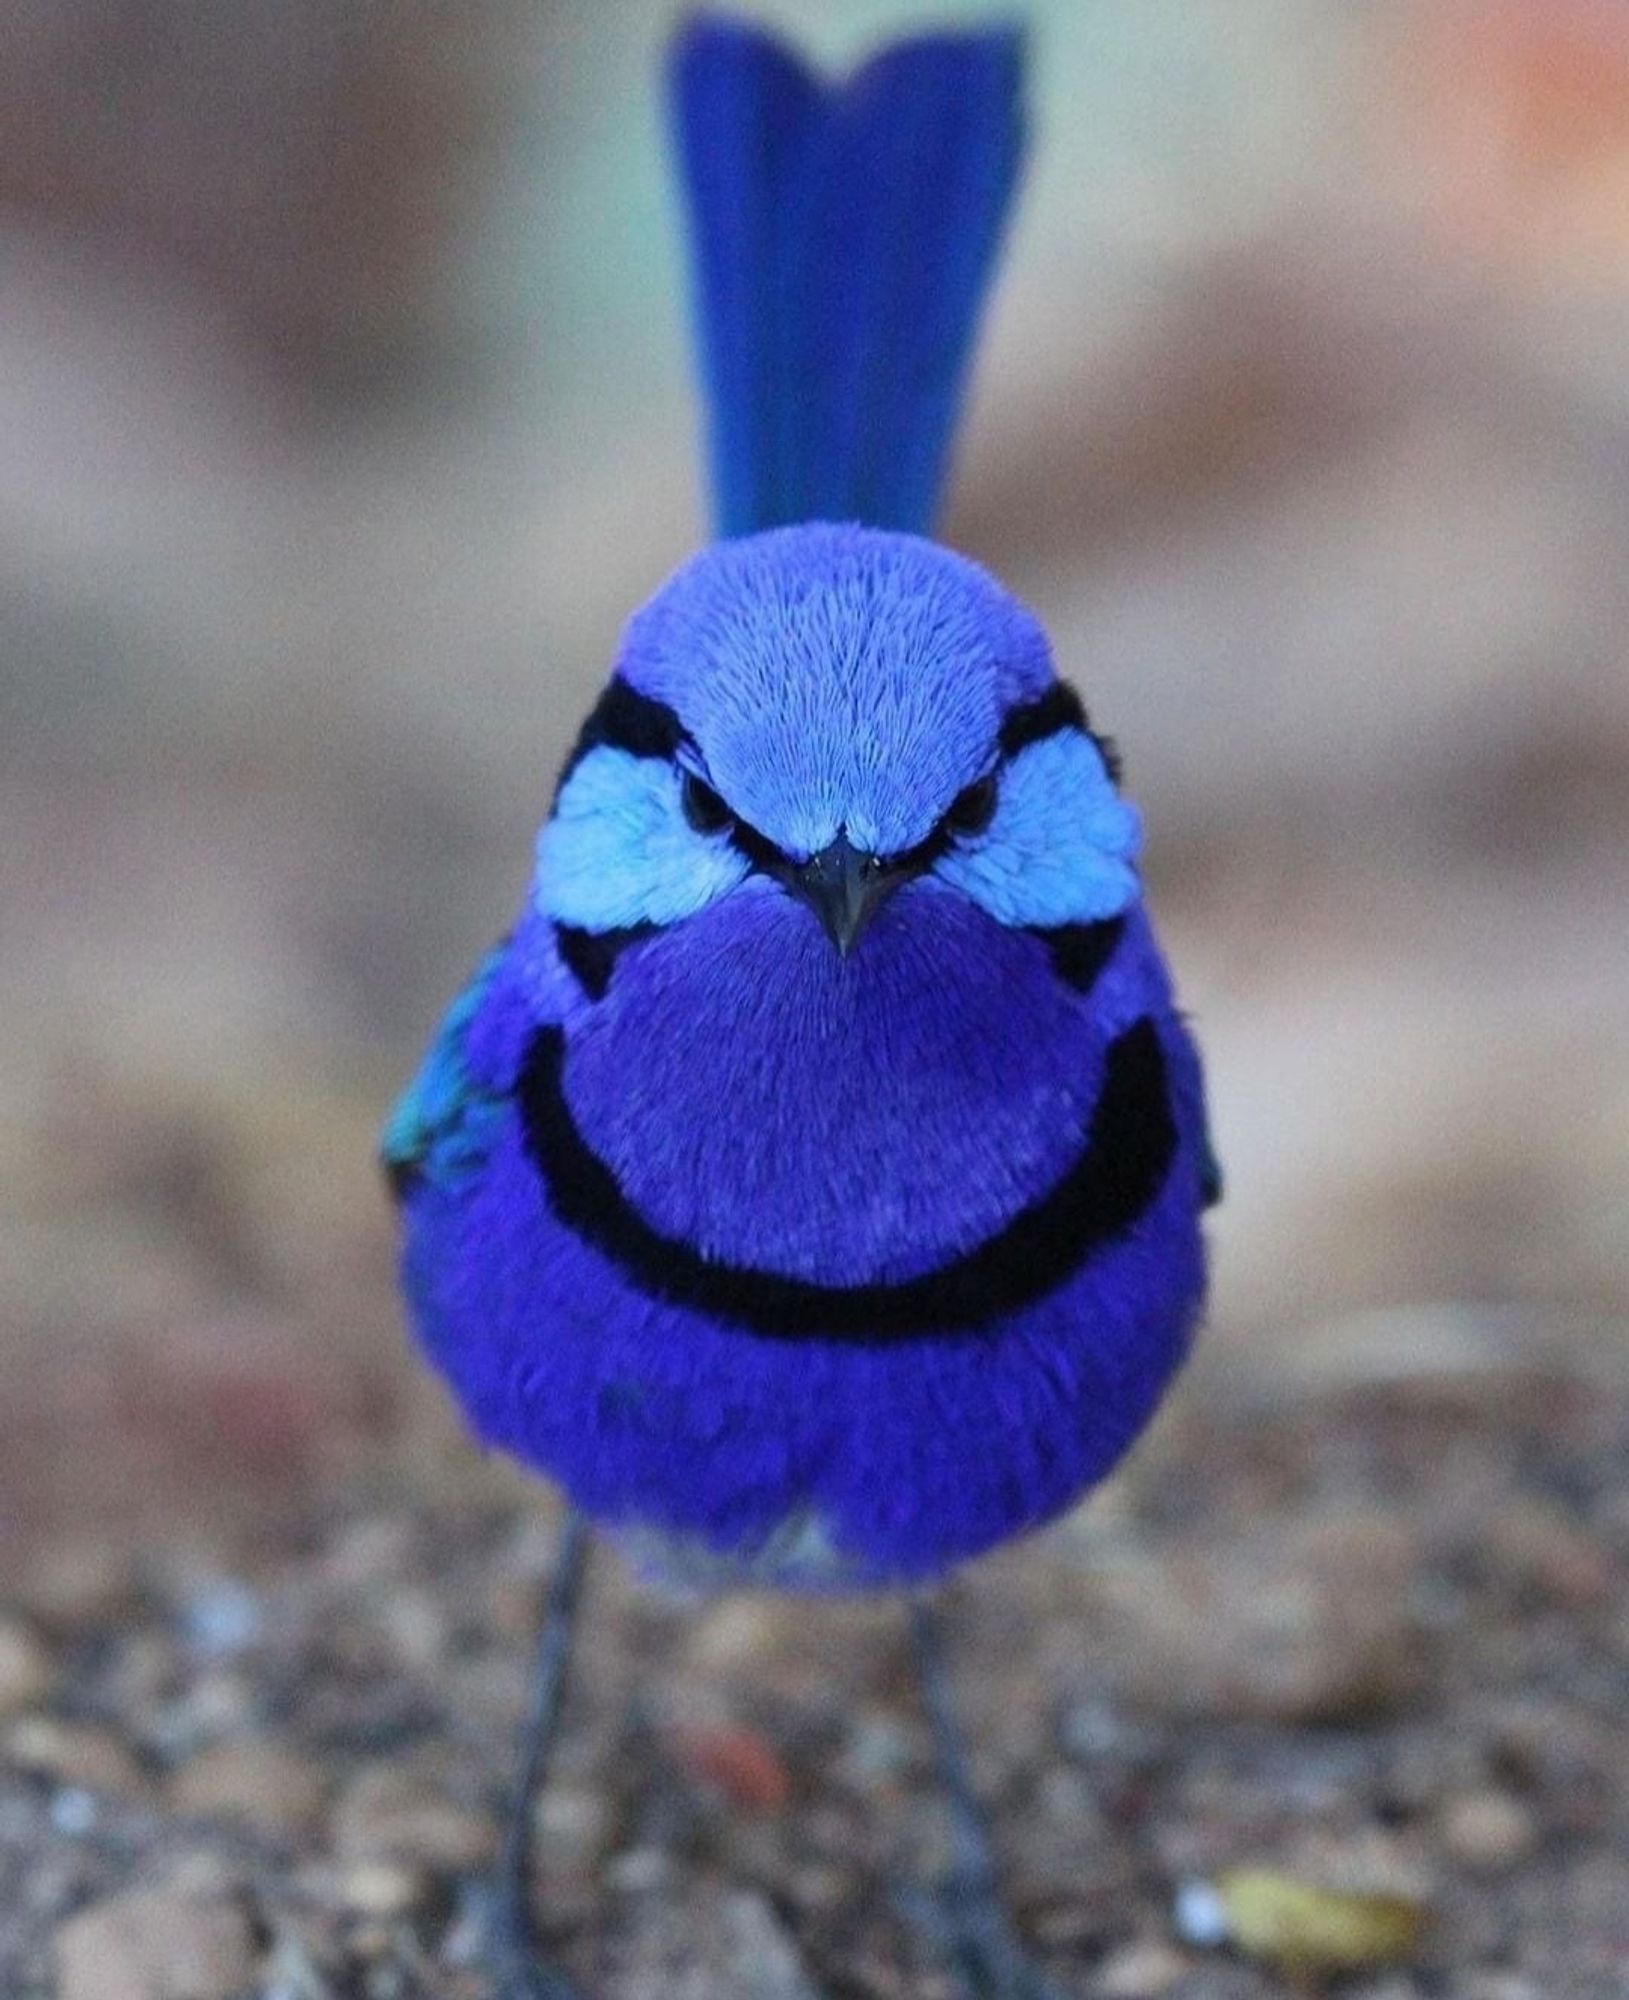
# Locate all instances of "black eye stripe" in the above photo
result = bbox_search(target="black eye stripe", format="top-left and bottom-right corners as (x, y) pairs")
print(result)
(997, 680), (1121, 784)
(555, 677), (1121, 870)
(998, 682), (1084, 756)
(680, 769), (733, 833)
(944, 773), (998, 835)
(728, 817), (786, 873)
(556, 679), (686, 794)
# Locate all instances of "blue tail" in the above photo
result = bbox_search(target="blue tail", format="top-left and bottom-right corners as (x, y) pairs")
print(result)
(668, 14), (1025, 539)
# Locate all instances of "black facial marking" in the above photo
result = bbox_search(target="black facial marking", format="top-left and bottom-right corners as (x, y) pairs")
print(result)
(679, 769), (733, 834)
(944, 773), (998, 837)
(1038, 916), (1126, 994)
(998, 681), (1086, 756)
(383, 1154), (421, 1202)
(554, 923), (654, 1002)
(728, 815), (788, 875)
(557, 678), (685, 793)
(517, 1016), (1177, 1342)
(998, 680), (1122, 784)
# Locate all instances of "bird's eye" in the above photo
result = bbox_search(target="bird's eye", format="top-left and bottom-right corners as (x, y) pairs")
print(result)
(680, 769), (733, 835)
(944, 774), (998, 837)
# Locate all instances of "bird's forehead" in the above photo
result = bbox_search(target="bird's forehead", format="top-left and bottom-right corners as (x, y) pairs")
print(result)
(616, 524), (1053, 857)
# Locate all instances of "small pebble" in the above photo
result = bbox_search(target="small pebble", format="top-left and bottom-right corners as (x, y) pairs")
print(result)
(149, 1669), (258, 1760)
(104, 1633), (181, 1719)
(1173, 1880), (1229, 1948)
(352, 1917), (400, 1962)
(1036, 1764), (1099, 1824)
(330, 1764), (494, 1871)
(685, 1598), (790, 1671)
(715, 1890), (823, 2000)
(339, 1860), (428, 1920)
(838, 1712), (912, 1782)
(164, 1851), (240, 1899)
(534, 1783), (613, 1866)
(1485, 1500), (1612, 1609)
(18, 1537), (136, 1633)
(56, 1883), (256, 2000)
(665, 1717), (791, 1811)
(786, 1861), (847, 1912)
(0, 1619), (54, 1716)
(1095, 1938), (1189, 1997)
(613, 1886), (821, 2000)
(1060, 1697), (1145, 1762)
(180, 1578), (263, 1658)
(606, 1845), (672, 1895)
(323, 1515), (417, 1590)
(1091, 1511), (1424, 1724)
(1440, 1789), (1537, 1872)
(5, 1717), (147, 1798)
(169, 1738), (329, 1839)
(1459, 1974), (1542, 2000)
(378, 1586), (447, 1669)
(259, 1935), (334, 2000)
(49, 1788), (99, 1838)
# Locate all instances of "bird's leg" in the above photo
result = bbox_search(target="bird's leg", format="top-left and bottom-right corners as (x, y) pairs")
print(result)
(489, 1510), (592, 2000)
(904, 1596), (1074, 2000)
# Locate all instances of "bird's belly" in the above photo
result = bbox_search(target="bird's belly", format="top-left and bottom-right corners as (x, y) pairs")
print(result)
(399, 887), (1208, 1585)
(557, 880), (1105, 1285)
(405, 1092), (1206, 1587)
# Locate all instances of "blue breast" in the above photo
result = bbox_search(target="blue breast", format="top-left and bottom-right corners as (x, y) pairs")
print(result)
(394, 899), (1210, 1587)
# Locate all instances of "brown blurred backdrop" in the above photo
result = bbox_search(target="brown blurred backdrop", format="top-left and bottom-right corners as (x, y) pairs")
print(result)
(1, 0), (1626, 1578)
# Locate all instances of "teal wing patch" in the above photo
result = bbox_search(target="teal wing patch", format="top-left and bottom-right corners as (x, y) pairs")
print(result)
(381, 947), (509, 1200)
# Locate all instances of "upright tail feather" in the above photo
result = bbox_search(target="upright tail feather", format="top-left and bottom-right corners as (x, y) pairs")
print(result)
(668, 14), (1026, 539)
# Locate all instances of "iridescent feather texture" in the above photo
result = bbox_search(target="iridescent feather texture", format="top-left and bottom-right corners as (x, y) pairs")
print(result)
(391, 516), (1215, 1591)
(387, 28), (1230, 1999)
(388, 19), (1221, 1991)
(387, 18), (1218, 1600)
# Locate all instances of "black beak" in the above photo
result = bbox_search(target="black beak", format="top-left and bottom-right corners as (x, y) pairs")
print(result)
(787, 832), (913, 957)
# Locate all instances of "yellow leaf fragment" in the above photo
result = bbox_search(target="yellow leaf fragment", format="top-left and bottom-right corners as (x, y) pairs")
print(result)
(1210, 1868), (1428, 1975)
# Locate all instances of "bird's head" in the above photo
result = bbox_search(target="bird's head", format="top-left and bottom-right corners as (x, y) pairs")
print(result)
(536, 523), (1140, 959)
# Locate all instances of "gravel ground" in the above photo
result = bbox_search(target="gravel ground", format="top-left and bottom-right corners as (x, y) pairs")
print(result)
(4, 1354), (1627, 2000)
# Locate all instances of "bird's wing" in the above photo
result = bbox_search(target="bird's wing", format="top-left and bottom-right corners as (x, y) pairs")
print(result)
(381, 944), (509, 1200)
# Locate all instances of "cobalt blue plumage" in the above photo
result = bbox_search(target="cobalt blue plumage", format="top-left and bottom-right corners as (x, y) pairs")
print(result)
(388, 17), (1214, 1593)
(391, 521), (1213, 1589)
(387, 19), (1217, 1989)
(668, 15), (1024, 535)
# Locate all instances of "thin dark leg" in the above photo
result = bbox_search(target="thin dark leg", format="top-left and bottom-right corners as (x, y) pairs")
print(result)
(490, 1510), (592, 2000)
(906, 1597), (1073, 2000)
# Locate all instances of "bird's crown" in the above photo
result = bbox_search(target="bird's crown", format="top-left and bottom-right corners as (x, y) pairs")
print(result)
(537, 18), (1142, 956)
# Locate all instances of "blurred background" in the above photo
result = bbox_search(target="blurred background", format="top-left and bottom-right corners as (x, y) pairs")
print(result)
(1, 0), (1626, 1579)
(4, 5), (1629, 1991)
(6, 0), (1624, 1560)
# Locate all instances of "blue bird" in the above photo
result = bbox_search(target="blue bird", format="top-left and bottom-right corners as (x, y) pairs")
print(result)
(385, 17), (1218, 1999)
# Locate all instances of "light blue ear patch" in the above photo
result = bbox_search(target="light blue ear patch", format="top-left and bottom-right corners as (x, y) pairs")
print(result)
(935, 731), (1142, 927)
(535, 746), (750, 932)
